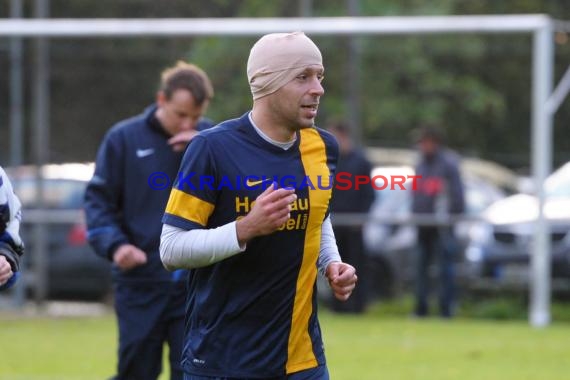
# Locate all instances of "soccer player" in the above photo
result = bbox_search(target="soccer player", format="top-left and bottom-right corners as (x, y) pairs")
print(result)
(0, 165), (24, 291)
(84, 62), (214, 380)
(160, 32), (357, 380)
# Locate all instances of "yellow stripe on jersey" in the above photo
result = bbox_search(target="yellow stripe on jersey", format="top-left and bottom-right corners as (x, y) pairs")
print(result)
(165, 188), (215, 227)
(286, 128), (332, 374)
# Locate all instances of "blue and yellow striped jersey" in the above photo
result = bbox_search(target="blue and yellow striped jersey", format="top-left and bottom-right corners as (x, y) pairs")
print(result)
(163, 112), (338, 378)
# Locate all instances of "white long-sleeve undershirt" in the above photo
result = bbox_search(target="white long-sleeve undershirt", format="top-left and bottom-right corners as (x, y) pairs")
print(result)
(160, 215), (341, 276)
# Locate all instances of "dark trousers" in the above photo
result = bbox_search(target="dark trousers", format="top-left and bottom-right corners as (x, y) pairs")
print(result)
(111, 280), (186, 380)
(183, 364), (329, 380)
(414, 226), (456, 318)
(329, 226), (367, 313)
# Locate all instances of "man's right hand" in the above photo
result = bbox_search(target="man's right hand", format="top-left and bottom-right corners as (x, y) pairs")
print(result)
(113, 244), (148, 271)
(236, 184), (297, 246)
(0, 255), (13, 285)
(168, 130), (199, 152)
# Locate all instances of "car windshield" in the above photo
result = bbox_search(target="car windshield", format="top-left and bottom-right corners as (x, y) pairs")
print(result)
(11, 178), (86, 210)
(6, 163), (93, 209)
(545, 162), (570, 198)
(370, 166), (414, 214)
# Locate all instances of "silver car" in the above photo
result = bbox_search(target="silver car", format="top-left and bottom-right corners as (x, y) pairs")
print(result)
(465, 162), (570, 292)
(363, 166), (505, 297)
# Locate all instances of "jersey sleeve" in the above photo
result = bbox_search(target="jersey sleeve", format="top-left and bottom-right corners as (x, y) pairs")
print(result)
(162, 135), (217, 231)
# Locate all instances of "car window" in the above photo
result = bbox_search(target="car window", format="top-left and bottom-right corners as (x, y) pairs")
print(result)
(11, 178), (86, 209)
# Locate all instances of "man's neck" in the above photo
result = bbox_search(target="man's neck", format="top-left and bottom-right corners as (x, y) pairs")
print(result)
(154, 107), (174, 137)
(248, 113), (296, 150)
(250, 105), (295, 143)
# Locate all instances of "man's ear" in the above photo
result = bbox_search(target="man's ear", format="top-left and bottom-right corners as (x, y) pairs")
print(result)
(156, 91), (166, 107)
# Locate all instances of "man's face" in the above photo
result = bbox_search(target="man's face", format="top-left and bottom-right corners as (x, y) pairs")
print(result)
(266, 65), (325, 131)
(156, 89), (209, 136)
(419, 137), (439, 157)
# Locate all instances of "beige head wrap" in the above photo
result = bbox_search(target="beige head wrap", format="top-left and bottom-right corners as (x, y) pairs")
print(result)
(247, 32), (323, 100)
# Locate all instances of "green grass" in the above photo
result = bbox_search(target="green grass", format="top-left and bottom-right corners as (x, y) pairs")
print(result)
(323, 312), (569, 380)
(0, 314), (117, 380)
(1, 300), (570, 380)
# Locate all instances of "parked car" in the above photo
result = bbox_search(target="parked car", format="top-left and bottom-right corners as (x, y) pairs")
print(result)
(6, 163), (112, 301)
(465, 161), (570, 292)
(363, 166), (506, 298)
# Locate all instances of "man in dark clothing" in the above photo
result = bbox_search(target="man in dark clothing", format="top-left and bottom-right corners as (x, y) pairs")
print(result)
(411, 126), (465, 318)
(84, 61), (214, 380)
(327, 121), (375, 313)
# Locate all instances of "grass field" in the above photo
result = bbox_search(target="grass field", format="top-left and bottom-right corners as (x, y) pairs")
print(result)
(1, 299), (569, 380)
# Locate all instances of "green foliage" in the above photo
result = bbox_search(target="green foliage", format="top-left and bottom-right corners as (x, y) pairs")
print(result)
(1, 0), (570, 168)
(187, 36), (256, 123)
(185, 0), (556, 165)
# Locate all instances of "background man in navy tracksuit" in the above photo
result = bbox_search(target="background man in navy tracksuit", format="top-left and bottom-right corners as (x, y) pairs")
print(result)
(84, 61), (214, 380)
(0, 166), (24, 291)
(411, 126), (465, 318)
(327, 121), (375, 313)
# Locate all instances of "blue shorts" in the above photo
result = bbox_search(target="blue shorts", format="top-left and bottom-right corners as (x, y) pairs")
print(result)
(184, 365), (329, 380)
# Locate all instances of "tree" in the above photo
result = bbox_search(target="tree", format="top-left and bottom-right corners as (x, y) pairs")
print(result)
(1, 0), (568, 169)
